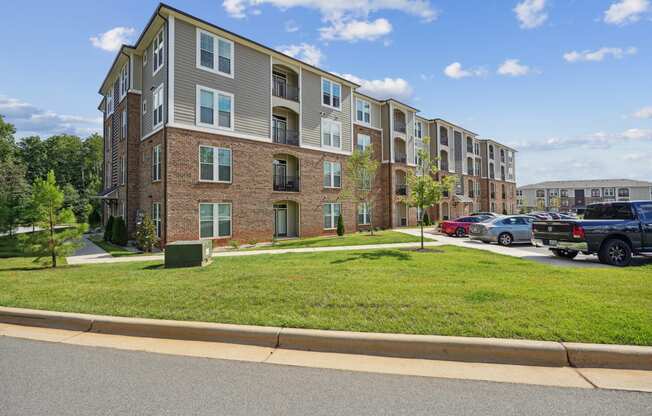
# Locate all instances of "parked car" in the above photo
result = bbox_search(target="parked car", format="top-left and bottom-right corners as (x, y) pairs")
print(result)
(532, 201), (652, 266)
(440, 215), (492, 237)
(530, 212), (553, 220)
(471, 212), (499, 217)
(469, 215), (536, 246)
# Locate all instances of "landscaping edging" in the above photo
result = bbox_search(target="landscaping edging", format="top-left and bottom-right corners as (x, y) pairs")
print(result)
(1, 306), (650, 370)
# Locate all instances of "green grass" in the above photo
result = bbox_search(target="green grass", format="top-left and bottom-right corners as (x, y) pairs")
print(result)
(241, 230), (433, 250)
(0, 233), (67, 266)
(88, 236), (143, 257)
(1, 245), (651, 345)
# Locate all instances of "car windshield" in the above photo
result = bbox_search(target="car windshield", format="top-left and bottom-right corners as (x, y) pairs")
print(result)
(584, 203), (635, 220)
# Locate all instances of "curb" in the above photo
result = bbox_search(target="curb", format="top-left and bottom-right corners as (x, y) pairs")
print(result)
(2, 307), (651, 370)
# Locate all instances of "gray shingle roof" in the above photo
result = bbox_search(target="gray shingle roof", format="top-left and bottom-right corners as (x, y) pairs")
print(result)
(519, 179), (652, 190)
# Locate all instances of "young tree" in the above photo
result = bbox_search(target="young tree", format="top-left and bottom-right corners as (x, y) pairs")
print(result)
(336, 212), (345, 236)
(400, 137), (455, 250)
(135, 215), (157, 253)
(24, 171), (86, 267)
(343, 147), (379, 234)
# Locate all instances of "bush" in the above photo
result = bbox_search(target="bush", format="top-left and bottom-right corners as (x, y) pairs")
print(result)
(229, 240), (240, 249)
(89, 208), (101, 229)
(422, 212), (431, 226)
(104, 216), (114, 242)
(336, 213), (345, 236)
(135, 215), (157, 253)
(111, 216), (128, 246)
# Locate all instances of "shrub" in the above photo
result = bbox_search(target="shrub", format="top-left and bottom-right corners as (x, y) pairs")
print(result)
(336, 213), (345, 236)
(229, 240), (240, 249)
(422, 212), (431, 226)
(135, 215), (157, 253)
(89, 209), (102, 229)
(111, 216), (128, 246)
(104, 216), (114, 242)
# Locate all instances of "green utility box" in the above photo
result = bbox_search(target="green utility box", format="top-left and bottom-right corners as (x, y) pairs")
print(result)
(165, 240), (213, 268)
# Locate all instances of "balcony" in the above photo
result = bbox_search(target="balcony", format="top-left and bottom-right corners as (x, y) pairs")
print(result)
(491, 192), (496, 199)
(272, 77), (299, 102)
(396, 184), (407, 196)
(272, 126), (299, 146)
(502, 193), (507, 199)
(273, 175), (300, 192)
(393, 122), (406, 134)
(395, 153), (407, 164)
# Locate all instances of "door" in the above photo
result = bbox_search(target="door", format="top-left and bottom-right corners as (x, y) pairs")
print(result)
(273, 160), (287, 189)
(574, 189), (585, 209)
(638, 203), (652, 250)
(273, 116), (287, 143)
(274, 204), (288, 237)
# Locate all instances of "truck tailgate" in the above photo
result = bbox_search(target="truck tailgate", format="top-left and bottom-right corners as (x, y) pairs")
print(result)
(532, 221), (574, 241)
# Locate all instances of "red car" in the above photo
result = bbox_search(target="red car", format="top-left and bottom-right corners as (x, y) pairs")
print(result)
(440, 216), (490, 237)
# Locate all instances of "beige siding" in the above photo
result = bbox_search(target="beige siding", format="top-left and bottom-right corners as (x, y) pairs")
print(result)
(173, 19), (270, 138)
(301, 70), (352, 152)
(132, 55), (143, 91)
(142, 23), (167, 138)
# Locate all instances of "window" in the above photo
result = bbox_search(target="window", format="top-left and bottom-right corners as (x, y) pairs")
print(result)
(321, 119), (341, 149)
(119, 155), (125, 185)
(152, 84), (164, 129)
(322, 78), (341, 110)
(467, 157), (474, 175)
(591, 188), (601, 198)
(474, 143), (480, 155)
(196, 29), (233, 77)
(500, 149), (505, 163)
(358, 203), (370, 225)
(106, 90), (114, 117)
(638, 203), (652, 221)
(152, 145), (161, 181)
(536, 189), (544, 198)
(121, 109), (127, 139)
(120, 63), (129, 99)
(152, 203), (161, 237)
(618, 188), (630, 199)
(356, 134), (371, 152)
(415, 121), (423, 139)
(584, 203), (634, 220)
(356, 99), (370, 124)
(323, 203), (341, 229)
(199, 146), (232, 182)
(475, 158), (481, 176)
(323, 161), (341, 188)
(196, 86), (233, 130)
(439, 126), (448, 146)
(152, 28), (164, 75)
(200, 203), (231, 238)
(466, 137), (473, 153)
(489, 145), (495, 159)
(604, 188), (615, 197)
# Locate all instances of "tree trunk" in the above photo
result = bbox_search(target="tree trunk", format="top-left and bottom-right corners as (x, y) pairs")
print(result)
(420, 218), (424, 250)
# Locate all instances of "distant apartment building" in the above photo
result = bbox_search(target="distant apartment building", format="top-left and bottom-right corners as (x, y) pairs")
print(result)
(97, 3), (517, 246)
(517, 179), (652, 212)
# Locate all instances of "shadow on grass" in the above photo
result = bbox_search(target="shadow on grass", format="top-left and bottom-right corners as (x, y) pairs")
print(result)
(330, 249), (410, 264)
(143, 264), (165, 270)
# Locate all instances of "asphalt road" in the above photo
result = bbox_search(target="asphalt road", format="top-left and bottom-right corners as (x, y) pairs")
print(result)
(1, 337), (650, 416)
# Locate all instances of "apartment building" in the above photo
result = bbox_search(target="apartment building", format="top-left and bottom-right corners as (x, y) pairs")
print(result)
(518, 179), (652, 212)
(97, 3), (517, 246)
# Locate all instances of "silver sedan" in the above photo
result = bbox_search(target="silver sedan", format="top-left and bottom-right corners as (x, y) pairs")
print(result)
(468, 215), (535, 246)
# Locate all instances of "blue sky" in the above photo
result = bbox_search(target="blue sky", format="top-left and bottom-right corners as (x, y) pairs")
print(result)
(1, 0), (651, 185)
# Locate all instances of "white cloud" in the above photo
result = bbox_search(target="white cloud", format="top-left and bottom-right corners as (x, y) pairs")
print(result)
(497, 59), (531, 76)
(510, 128), (652, 151)
(633, 106), (652, 118)
(276, 43), (324, 66)
(0, 95), (102, 138)
(335, 73), (413, 100)
(443, 62), (487, 79)
(284, 20), (300, 32)
(90, 27), (136, 52)
(604, 0), (650, 25)
(563, 46), (637, 62)
(623, 153), (645, 161)
(514, 0), (548, 29)
(320, 18), (392, 42)
(223, 0), (247, 18)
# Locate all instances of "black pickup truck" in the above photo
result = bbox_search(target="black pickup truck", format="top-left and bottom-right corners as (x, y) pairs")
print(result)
(532, 201), (652, 266)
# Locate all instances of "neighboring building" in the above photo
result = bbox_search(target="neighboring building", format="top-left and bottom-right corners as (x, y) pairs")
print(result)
(97, 4), (517, 246)
(517, 179), (652, 212)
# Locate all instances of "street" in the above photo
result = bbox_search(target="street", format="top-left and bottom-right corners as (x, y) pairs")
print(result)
(1, 337), (650, 415)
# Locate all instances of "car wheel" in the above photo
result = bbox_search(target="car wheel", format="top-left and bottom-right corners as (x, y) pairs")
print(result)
(598, 239), (632, 267)
(455, 227), (466, 237)
(551, 249), (578, 259)
(498, 233), (513, 246)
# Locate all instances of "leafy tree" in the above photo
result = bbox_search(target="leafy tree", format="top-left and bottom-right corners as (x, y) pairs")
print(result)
(343, 146), (379, 234)
(0, 115), (18, 163)
(112, 216), (128, 246)
(336, 213), (345, 236)
(104, 216), (115, 242)
(135, 215), (157, 253)
(24, 171), (86, 267)
(18, 136), (49, 184)
(0, 158), (30, 236)
(399, 137), (455, 250)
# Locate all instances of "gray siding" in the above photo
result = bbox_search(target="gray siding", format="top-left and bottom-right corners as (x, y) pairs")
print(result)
(301, 70), (352, 152)
(142, 23), (167, 138)
(174, 19), (270, 138)
(132, 55), (142, 91)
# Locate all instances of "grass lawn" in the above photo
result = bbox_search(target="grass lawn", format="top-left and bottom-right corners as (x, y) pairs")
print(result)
(88, 236), (143, 257)
(241, 230), (433, 250)
(1, 245), (651, 346)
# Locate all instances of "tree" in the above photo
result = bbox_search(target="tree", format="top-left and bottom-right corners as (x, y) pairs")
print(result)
(343, 146), (379, 234)
(399, 137), (455, 250)
(24, 171), (86, 267)
(135, 215), (157, 253)
(0, 158), (30, 236)
(112, 216), (128, 246)
(336, 213), (345, 236)
(0, 115), (18, 163)
(104, 216), (115, 242)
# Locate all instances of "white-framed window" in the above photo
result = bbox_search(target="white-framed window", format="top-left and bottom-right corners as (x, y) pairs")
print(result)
(323, 203), (341, 230)
(106, 90), (114, 118)
(152, 202), (161, 238)
(355, 98), (370, 124)
(120, 63), (129, 99)
(152, 84), (164, 129)
(356, 134), (371, 152)
(121, 109), (127, 139)
(603, 188), (615, 197)
(152, 144), (161, 182)
(196, 86), (234, 130)
(152, 28), (164, 75)
(119, 155), (125, 185)
(196, 28), (234, 77)
(321, 78), (341, 110)
(323, 161), (341, 188)
(199, 203), (231, 238)
(321, 118), (341, 149)
(358, 202), (370, 225)
(414, 121), (423, 139)
(199, 145), (232, 183)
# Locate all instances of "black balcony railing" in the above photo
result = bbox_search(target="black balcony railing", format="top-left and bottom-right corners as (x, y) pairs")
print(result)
(467, 167), (474, 175)
(394, 122), (406, 133)
(272, 126), (299, 146)
(272, 78), (300, 102)
(396, 184), (407, 196)
(469, 191), (474, 198)
(395, 153), (407, 163)
(440, 137), (449, 146)
(273, 175), (300, 192)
